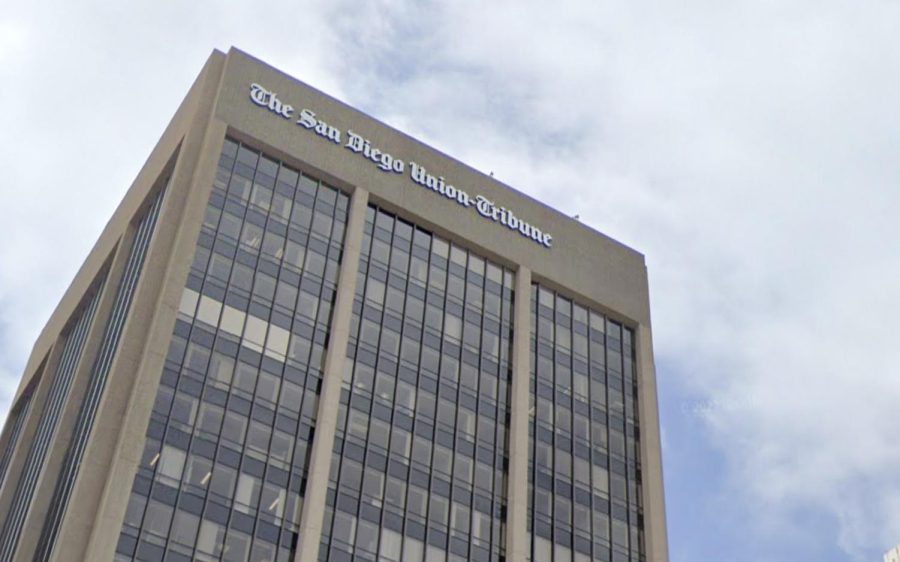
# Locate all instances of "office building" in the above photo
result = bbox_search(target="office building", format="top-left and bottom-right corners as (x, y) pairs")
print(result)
(0, 48), (667, 562)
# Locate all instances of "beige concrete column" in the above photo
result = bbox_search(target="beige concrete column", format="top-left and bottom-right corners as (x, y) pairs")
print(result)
(294, 186), (369, 562)
(505, 265), (532, 562)
(635, 324), (669, 562)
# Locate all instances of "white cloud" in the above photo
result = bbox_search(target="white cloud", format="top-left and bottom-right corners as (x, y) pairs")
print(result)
(1, 1), (899, 560)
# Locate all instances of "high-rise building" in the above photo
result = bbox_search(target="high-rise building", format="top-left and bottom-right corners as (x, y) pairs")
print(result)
(886, 545), (900, 562)
(0, 48), (667, 562)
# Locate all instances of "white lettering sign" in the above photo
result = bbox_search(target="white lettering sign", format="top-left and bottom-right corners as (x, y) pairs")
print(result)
(250, 83), (293, 119)
(248, 83), (553, 248)
(346, 131), (404, 173)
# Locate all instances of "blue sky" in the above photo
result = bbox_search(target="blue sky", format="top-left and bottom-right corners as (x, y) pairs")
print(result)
(2, 2), (900, 561)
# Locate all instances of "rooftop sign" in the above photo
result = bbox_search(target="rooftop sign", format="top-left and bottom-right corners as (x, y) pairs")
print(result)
(249, 83), (553, 248)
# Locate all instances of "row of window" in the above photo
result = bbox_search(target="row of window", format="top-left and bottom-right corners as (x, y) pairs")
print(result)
(116, 140), (348, 562)
(528, 285), (644, 562)
(319, 205), (515, 562)
(111, 137), (648, 562)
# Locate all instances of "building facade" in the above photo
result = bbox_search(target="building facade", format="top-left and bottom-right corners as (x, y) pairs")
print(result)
(0, 48), (667, 562)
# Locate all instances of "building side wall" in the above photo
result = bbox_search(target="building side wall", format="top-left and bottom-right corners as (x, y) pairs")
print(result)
(210, 48), (666, 561)
(14, 231), (133, 562)
(58, 54), (229, 562)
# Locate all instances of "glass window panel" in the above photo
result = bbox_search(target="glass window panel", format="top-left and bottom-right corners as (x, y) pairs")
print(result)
(380, 528), (402, 561)
(593, 466), (609, 495)
(333, 511), (357, 547)
(407, 485), (427, 518)
(223, 529), (251, 562)
(256, 371), (281, 404)
(253, 273), (277, 302)
(296, 290), (319, 320)
(385, 476), (406, 509)
(390, 427), (411, 459)
(143, 499), (173, 538)
(197, 402), (224, 435)
(222, 411), (248, 445)
(241, 223), (263, 250)
(356, 520), (379, 554)
(243, 315), (268, 350)
(234, 472), (262, 512)
(374, 372), (395, 404)
(348, 410), (369, 441)
(170, 509), (200, 548)
(123, 492), (146, 528)
(209, 352), (235, 387)
(210, 464), (237, 500)
(220, 306), (246, 337)
(450, 502), (470, 536)
(554, 543), (573, 562)
(185, 343), (211, 373)
(179, 288), (199, 319)
(196, 520), (226, 556)
(270, 429), (294, 466)
(304, 250), (326, 277)
(454, 455), (473, 484)
(261, 482), (286, 518)
(262, 231), (285, 259)
(184, 455), (213, 489)
(429, 495), (449, 527)
(156, 445), (186, 485)
(208, 254), (232, 283)
(233, 361), (258, 396)
(534, 536), (552, 562)
(362, 469), (385, 505)
(396, 380), (416, 412)
(247, 421), (271, 456)
(171, 393), (198, 426)
(271, 193), (293, 222)
(219, 211), (243, 240)
(425, 545), (446, 562)
(369, 419), (390, 450)
(279, 381), (303, 411)
(250, 542), (276, 562)
(412, 437), (431, 468)
(284, 240), (306, 271)
(402, 536), (424, 562)
(433, 445), (452, 476)
(340, 459), (363, 490)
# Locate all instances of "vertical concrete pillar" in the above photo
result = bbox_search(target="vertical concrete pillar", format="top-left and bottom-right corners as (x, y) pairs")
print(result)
(294, 186), (369, 562)
(636, 324), (668, 562)
(505, 265), (532, 562)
